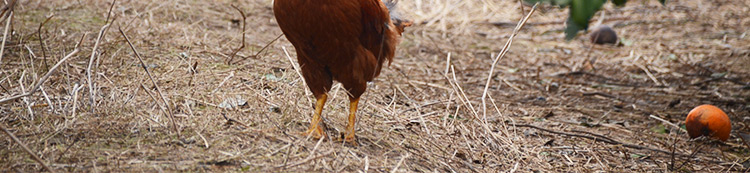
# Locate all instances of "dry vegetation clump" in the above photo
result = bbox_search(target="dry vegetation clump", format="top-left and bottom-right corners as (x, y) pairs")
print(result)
(1, 0), (749, 172)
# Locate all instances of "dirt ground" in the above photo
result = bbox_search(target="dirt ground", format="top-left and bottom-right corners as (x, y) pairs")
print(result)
(1, 0), (749, 172)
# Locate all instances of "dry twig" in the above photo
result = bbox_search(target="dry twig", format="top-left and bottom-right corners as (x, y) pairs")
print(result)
(118, 27), (182, 140)
(511, 123), (702, 158)
(37, 14), (55, 70)
(0, 34), (85, 104)
(0, 11), (11, 65)
(481, 3), (537, 120)
(276, 149), (335, 169)
(227, 4), (246, 65)
(86, 0), (117, 109)
(1, 125), (56, 172)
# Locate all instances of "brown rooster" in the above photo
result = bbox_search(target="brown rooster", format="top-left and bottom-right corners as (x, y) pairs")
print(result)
(273, 0), (410, 143)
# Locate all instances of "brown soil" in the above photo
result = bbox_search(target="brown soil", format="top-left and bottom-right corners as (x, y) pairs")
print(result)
(1, 0), (749, 172)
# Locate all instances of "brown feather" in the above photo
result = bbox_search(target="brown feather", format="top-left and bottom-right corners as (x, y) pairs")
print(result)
(273, 0), (405, 99)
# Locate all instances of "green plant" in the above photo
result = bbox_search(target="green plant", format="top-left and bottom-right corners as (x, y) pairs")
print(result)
(525, 0), (666, 40)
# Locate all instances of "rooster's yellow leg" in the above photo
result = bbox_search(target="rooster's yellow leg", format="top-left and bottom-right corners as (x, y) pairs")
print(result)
(344, 97), (359, 144)
(301, 94), (327, 139)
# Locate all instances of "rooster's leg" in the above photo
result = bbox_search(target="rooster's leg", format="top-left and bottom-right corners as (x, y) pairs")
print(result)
(344, 97), (360, 144)
(302, 94), (328, 139)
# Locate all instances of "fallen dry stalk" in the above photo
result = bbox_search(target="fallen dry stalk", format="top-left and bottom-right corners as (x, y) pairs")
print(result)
(37, 14), (55, 70)
(1, 125), (56, 172)
(276, 149), (335, 169)
(0, 11), (11, 65)
(227, 4), (247, 65)
(481, 3), (537, 120)
(0, 0), (17, 23)
(118, 27), (182, 140)
(0, 0), (17, 64)
(86, 0), (116, 109)
(511, 123), (699, 158)
(0, 34), (85, 104)
(648, 114), (686, 133)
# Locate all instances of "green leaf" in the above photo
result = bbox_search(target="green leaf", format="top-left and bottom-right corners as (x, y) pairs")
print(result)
(240, 166), (251, 172)
(570, 0), (605, 27)
(711, 72), (728, 78)
(620, 38), (633, 46)
(564, 17), (583, 40)
(507, 68), (519, 73)
(565, 0), (605, 40)
(651, 124), (667, 134)
(264, 73), (280, 81)
(553, 0), (572, 6)
(658, 0), (666, 5)
(612, 0), (627, 6)
(667, 54), (677, 60)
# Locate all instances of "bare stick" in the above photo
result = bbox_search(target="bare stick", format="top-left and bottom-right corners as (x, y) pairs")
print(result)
(283, 46), (313, 99)
(481, 3), (537, 121)
(648, 114), (686, 133)
(86, 0), (116, 109)
(118, 27), (182, 139)
(254, 34), (283, 58)
(0, 11), (12, 65)
(86, 23), (113, 109)
(511, 123), (702, 158)
(390, 153), (410, 173)
(37, 14), (54, 70)
(1, 125), (56, 172)
(226, 4), (246, 65)
(276, 149), (334, 168)
(449, 65), (478, 118)
(210, 71), (234, 94)
(0, 34), (85, 104)
(0, 0), (17, 23)
(635, 63), (661, 86)
(233, 34), (283, 65)
(70, 83), (84, 119)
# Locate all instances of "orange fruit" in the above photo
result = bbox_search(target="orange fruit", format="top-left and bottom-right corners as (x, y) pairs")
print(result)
(685, 104), (731, 141)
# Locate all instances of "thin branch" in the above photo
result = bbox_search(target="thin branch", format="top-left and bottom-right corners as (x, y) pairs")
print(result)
(0, 0), (16, 24)
(37, 14), (55, 71)
(118, 27), (182, 140)
(511, 123), (708, 159)
(283, 46), (312, 98)
(275, 149), (334, 168)
(1, 125), (57, 172)
(254, 34), (283, 58)
(390, 153), (410, 173)
(103, 0), (116, 23)
(232, 33), (283, 65)
(226, 4), (246, 65)
(0, 34), (85, 104)
(481, 3), (537, 120)
(86, 0), (116, 110)
(0, 11), (12, 66)
(648, 114), (686, 133)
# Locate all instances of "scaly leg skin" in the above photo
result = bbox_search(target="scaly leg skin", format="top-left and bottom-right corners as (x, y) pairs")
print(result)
(301, 94), (328, 140)
(344, 97), (360, 145)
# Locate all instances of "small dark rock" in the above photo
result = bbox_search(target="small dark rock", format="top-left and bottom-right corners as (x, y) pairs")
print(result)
(589, 25), (618, 45)
(535, 96), (547, 101)
(269, 106), (281, 113)
(668, 99), (681, 108)
(543, 139), (555, 146)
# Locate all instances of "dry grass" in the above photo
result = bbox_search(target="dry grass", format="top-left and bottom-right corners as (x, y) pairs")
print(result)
(1, 0), (749, 172)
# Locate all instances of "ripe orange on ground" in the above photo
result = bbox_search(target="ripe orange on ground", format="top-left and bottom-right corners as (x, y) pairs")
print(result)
(685, 104), (731, 141)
